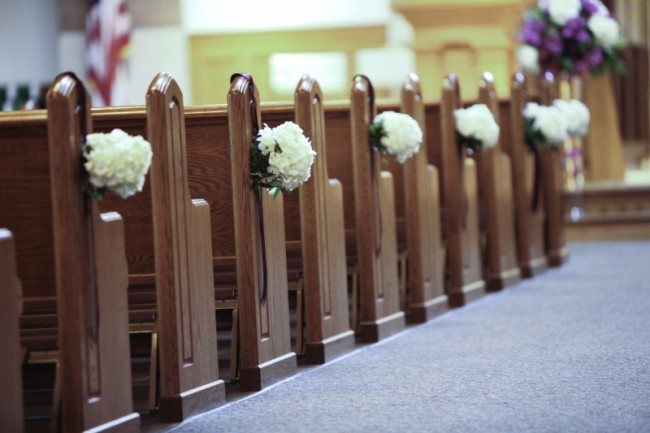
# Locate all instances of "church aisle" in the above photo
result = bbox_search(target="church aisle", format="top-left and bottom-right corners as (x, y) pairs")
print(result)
(159, 241), (650, 433)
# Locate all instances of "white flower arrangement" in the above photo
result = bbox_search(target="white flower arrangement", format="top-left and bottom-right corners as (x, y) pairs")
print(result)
(454, 103), (500, 153)
(251, 121), (316, 198)
(368, 111), (422, 164)
(522, 102), (569, 151)
(552, 98), (591, 137)
(83, 128), (153, 201)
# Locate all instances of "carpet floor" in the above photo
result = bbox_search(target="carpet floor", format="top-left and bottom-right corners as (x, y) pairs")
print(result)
(159, 241), (650, 433)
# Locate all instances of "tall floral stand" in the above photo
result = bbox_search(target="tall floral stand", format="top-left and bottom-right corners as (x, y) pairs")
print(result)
(580, 72), (626, 182)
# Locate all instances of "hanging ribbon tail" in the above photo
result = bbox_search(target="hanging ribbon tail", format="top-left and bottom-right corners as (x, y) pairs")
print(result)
(371, 153), (382, 257)
(458, 145), (468, 230)
(255, 190), (268, 305)
(531, 149), (542, 212)
(355, 74), (382, 256)
(85, 204), (100, 343)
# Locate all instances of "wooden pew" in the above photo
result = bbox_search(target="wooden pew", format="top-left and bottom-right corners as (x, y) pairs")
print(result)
(227, 74), (297, 390)
(539, 72), (569, 266)
(46, 72), (139, 432)
(0, 228), (24, 433)
(293, 75), (355, 363)
(347, 75), (405, 342)
(475, 72), (521, 291)
(97, 80), (297, 391)
(502, 72), (548, 277)
(395, 74), (448, 322)
(146, 72), (225, 421)
(438, 73), (486, 307)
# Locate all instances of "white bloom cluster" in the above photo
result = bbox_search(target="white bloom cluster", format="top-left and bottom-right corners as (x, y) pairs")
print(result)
(454, 103), (500, 150)
(543, 0), (582, 25)
(518, 45), (540, 73)
(256, 121), (316, 193)
(372, 111), (422, 164)
(588, 14), (621, 47)
(83, 128), (153, 199)
(553, 99), (590, 137)
(523, 102), (568, 146)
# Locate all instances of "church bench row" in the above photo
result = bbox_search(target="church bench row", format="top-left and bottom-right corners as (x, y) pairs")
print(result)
(0, 70), (566, 432)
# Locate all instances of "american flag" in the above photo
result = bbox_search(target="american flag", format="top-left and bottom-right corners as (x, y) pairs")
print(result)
(86, 0), (132, 106)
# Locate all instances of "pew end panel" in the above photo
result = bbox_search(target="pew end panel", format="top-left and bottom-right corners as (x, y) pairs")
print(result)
(476, 73), (521, 291)
(350, 75), (405, 343)
(539, 72), (569, 266)
(439, 73), (486, 308)
(0, 229), (25, 433)
(228, 74), (297, 391)
(399, 73), (448, 323)
(146, 72), (225, 421)
(47, 72), (140, 432)
(507, 72), (548, 278)
(294, 75), (355, 364)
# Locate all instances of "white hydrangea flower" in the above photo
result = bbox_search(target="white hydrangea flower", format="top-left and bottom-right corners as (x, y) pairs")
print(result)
(256, 121), (316, 192)
(83, 128), (153, 199)
(518, 45), (540, 74)
(537, 0), (550, 9)
(524, 102), (568, 145)
(553, 99), (590, 137)
(547, 0), (581, 25)
(372, 111), (422, 164)
(588, 14), (621, 47)
(454, 103), (500, 150)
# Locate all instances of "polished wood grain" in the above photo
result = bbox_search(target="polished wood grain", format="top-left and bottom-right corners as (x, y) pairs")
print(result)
(476, 72), (521, 291)
(228, 75), (296, 391)
(46, 72), (139, 432)
(539, 72), (569, 267)
(506, 72), (548, 277)
(439, 73), (486, 307)
(294, 75), (355, 363)
(349, 75), (405, 343)
(398, 74), (448, 322)
(0, 229), (24, 433)
(146, 72), (225, 421)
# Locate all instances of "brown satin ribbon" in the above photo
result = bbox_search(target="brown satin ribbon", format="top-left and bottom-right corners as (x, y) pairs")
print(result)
(230, 73), (268, 305)
(531, 149), (542, 211)
(64, 71), (100, 343)
(457, 142), (468, 230)
(354, 74), (382, 256)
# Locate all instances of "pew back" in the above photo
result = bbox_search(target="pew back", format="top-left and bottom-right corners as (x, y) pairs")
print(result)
(0, 229), (24, 433)
(476, 72), (520, 290)
(439, 73), (485, 307)
(507, 72), (548, 277)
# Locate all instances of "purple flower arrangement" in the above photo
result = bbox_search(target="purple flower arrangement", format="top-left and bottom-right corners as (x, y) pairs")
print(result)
(517, 0), (626, 77)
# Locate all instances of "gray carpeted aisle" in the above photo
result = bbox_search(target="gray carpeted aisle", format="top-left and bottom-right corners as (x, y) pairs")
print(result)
(169, 242), (650, 433)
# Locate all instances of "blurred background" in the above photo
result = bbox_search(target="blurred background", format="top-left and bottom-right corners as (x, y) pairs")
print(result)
(0, 0), (648, 185)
